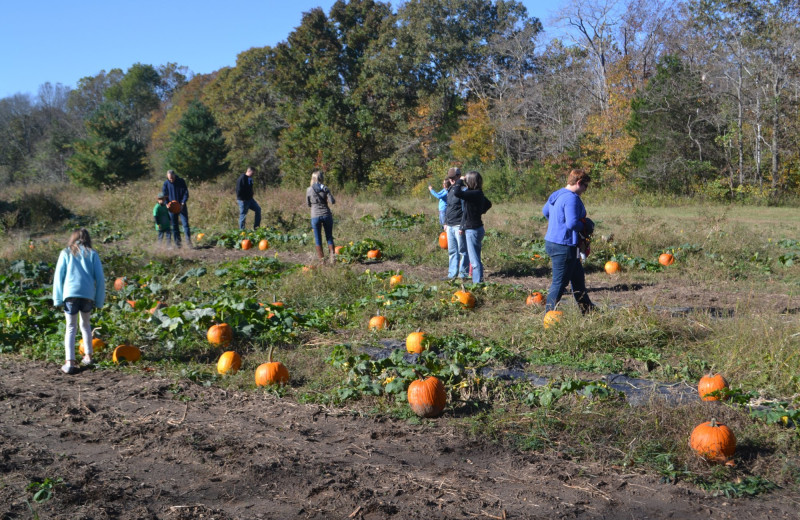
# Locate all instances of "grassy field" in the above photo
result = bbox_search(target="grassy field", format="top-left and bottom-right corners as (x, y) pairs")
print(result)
(2, 178), (800, 496)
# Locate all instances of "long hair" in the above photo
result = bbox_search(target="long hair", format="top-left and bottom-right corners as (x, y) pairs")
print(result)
(310, 170), (324, 186)
(67, 229), (92, 256)
(464, 171), (483, 190)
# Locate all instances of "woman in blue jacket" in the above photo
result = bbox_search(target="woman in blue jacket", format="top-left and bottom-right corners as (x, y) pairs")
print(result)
(542, 169), (595, 314)
(52, 229), (105, 374)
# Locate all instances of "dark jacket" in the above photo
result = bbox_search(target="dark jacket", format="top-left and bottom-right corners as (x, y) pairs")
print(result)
(236, 173), (254, 200)
(162, 176), (189, 205)
(452, 179), (492, 230)
(444, 184), (466, 226)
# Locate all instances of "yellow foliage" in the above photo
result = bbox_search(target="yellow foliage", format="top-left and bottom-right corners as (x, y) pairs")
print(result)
(450, 99), (496, 164)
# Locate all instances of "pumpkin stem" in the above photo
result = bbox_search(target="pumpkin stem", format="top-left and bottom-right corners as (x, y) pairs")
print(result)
(268, 345), (274, 363)
(91, 327), (102, 338)
(710, 417), (718, 427)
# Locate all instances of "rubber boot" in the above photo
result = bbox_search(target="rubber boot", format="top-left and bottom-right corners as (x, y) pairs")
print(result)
(315, 245), (325, 263)
(328, 244), (336, 264)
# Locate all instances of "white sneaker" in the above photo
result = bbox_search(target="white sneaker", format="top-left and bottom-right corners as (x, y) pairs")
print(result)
(61, 363), (78, 375)
(81, 355), (93, 366)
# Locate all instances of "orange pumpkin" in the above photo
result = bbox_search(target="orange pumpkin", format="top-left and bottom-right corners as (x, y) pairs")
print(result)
(126, 299), (137, 309)
(369, 314), (388, 330)
(698, 373), (728, 401)
(438, 232), (448, 249)
(265, 301), (284, 319)
(217, 351), (242, 375)
(207, 323), (233, 346)
(302, 265), (315, 273)
(196, 233), (205, 242)
(258, 239), (269, 251)
(255, 346), (289, 386)
(389, 274), (403, 287)
(526, 292), (545, 306)
(241, 239), (253, 250)
(604, 261), (621, 274)
(543, 310), (563, 329)
(167, 200), (182, 214)
(406, 331), (427, 354)
(451, 289), (476, 309)
(112, 344), (141, 363)
(659, 253), (675, 266)
(334, 245), (344, 255)
(79, 337), (106, 356)
(113, 277), (126, 291)
(407, 376), (447, 418)
(689, 418), (736, 463)
(367, 249), (382, 260)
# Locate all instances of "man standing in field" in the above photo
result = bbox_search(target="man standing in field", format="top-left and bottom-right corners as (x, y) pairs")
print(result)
(162, 169), (192, 248)
(236, 167), (262, 230)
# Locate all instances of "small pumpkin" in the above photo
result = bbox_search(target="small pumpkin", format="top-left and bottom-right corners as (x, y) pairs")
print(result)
(407, 376), (447, 418)
(389, 273), (403, 287)
(526, 292), (545, 306)
(112, 344), (141, 363)
(255, 346), (289, 386)
(258, 239), (269, 251)
(265, 300), (284, 319)
(113, 277), (126, 291)
(543, 310), (563, 329)
(196, 233), (205, 242)
(369, 313), (388, 330)
(451, 288), (476, 309)
(406, 331), (427, 354)
(367, 249), (382, 260)
(168, 200), (182, 214)
(659, 253), (675, 266)
(79, 336), (106, 356)
(604, 261), (621, 274)
(217, 351), (242, 375)
(698, 373), (728, 401)
(302, 265), (315, 273)
(334, 245), (344, 255)
(207, 323), (233, 346)
(148, 301), (166, 314)
(689, 418), (736, 463)
(126, 299), (137, 309)
(438, 232), (448, 249)
(241, 239), (253, 250)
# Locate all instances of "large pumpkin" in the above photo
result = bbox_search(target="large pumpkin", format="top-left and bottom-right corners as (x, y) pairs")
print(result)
(369, 314), (388, 330)
(406, 331), (427, 354)
(258, 239), (269, 251)
(207, 323), (233, 346)
(389, 274), (403, 287)
(168, 200), (182, 214)
(407, 376), (447, 418)
(604, 261), (621, 274)
(217, 351), (242, 375)
(452, 289), (476, 309)
(113, 277), (126, 291)
(689, 418), (736, 463)
(659, 253), (675, 266)
(526, 292), (545, 306)
(543, 310), (563, 329)
(79, 337), (106, 356)
(438, 232), (448, 249)
(698, 373), (728, 401)
(367, 249), (382, 260)
(255, 347), (289, 386)
(241, 239), (253, 250)
(112, 344), (141, 363)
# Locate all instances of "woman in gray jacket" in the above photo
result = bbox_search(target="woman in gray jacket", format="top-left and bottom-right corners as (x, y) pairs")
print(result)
(307, 170), (336, 262)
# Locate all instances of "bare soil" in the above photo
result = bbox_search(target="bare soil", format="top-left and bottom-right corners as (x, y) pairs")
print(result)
(2, 358), (799, 520)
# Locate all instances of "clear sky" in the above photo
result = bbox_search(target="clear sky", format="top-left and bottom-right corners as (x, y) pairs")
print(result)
(0, 0), (556, 100)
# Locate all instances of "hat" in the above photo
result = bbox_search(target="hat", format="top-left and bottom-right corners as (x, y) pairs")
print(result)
(157, 192), (166, 199)
(446, 167), (461, 180)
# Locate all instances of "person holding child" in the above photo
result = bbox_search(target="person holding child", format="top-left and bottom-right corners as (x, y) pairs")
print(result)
(428, 178), (449, 228)
(452, 171), (492, 284)
(52, 229), (105, 374)
(153, 192), (172, 246)
(306, 170), (336, 262)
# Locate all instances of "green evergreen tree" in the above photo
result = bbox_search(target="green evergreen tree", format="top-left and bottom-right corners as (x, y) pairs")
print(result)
(165, 101), (229, 181)
(66, 102), (148, 188)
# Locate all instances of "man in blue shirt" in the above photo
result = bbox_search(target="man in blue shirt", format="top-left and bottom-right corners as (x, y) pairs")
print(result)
(162, 169), (192, 248)
(236, 167), (262, 230)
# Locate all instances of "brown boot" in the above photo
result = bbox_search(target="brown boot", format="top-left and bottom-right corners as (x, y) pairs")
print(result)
(328, 244), (336, 264)
(315, 245), (325, 263)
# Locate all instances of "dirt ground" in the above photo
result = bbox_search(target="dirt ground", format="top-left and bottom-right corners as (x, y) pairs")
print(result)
(2, 358), (800, 520)
(3, 246), (800, 519)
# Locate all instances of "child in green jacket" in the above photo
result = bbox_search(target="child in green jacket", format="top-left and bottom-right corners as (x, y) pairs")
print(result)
(154, 193), (172, 245)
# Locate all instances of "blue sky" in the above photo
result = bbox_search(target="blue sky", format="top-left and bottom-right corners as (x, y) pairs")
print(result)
(0, 0), (556, 99)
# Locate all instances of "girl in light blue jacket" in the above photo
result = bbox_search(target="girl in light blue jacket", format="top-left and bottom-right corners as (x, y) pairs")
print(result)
(52, 229), (105, 374)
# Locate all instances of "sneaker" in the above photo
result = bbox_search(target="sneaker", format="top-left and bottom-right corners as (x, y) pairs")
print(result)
(61, 363), (78, 375)
(81, 355), (94, 366)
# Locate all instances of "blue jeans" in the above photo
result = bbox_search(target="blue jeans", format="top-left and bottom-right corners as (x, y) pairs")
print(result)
(446, 224), (469, 278)
(545, 240), (593, 313)
(464, 226), (485, 283)
(438, 210), (446, 227)
(238, 199), (261, 229)
(170, 206), (191, 247)
(311, 214), (334, 245)
(157, 230), (171, 245)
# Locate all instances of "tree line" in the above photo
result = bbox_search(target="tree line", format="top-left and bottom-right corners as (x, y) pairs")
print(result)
(1, 0), (798, 201)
